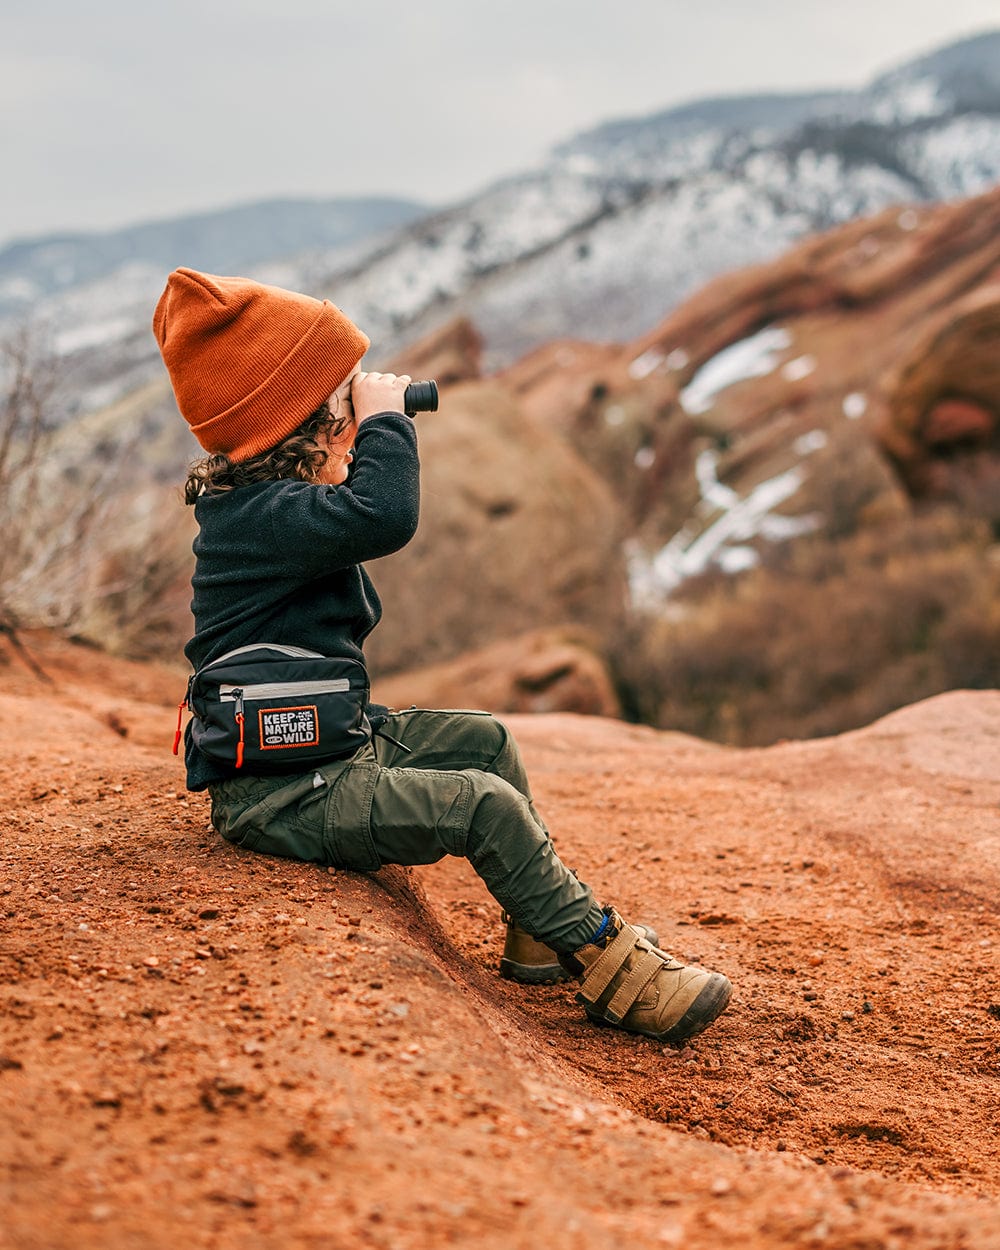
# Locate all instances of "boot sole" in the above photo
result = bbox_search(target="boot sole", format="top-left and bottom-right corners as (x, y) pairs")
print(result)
(584, 973), (733, 1044)
(499, 957), (572, 985)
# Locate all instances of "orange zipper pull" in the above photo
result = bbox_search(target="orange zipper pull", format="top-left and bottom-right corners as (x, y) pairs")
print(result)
(172, 699), (187, 755)
(234, 689), (245, 768)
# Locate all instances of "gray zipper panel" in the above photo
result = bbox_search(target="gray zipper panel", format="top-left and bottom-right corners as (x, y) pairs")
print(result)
(219, 678), (351, 701)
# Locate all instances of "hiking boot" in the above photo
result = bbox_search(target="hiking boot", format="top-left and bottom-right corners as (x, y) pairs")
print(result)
(499, 911), (659, 986)
(500, 914), (572, 984)
(559, 908), (732, 1044)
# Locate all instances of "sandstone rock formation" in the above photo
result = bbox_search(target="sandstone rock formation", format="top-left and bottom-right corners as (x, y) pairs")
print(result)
(363, 379), (627, 677)
(879, 286), (1000, 523)
(2, 635), (999, 1250)
(507, 184), (1000, 554)
(386, 315), (483, 387)
(373, 626), (621, 719)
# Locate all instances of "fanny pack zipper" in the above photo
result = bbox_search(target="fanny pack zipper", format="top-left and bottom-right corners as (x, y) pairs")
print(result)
(219, 678), (351, 701)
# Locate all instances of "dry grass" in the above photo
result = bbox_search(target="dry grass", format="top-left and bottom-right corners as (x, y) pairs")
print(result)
(617, 509), (1000, 746)
(0, 327), (195, 663)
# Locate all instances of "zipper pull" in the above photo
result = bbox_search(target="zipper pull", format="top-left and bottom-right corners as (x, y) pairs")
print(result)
(172, 697), (188, 755)
(233, 690), (245, 768)
(374, 728), (412, 753)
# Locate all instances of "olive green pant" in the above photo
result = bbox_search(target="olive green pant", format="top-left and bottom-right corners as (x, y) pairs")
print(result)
(208, 708), (603, 954)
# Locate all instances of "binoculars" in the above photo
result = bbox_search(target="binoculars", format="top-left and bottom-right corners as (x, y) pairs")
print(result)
(403, 380), (438, 415)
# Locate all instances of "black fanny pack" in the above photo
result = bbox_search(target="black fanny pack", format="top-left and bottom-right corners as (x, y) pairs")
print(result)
(174, 644), (371, 774)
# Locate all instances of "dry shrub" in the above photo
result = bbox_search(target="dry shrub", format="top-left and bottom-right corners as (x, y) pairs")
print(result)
(618, 509), (1000, 745)
(66, 487), (196, 659)
(0, 325), (61, 643)
(0, 326), (195, 660)
(4, 465), (195, 659)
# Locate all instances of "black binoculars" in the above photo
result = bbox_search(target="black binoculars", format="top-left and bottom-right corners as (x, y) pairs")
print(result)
(403, 380), (438, 415)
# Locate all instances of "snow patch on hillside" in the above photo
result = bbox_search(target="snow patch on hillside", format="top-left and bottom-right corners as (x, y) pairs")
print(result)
(680, 327), (792, 415)
(628, 444), (825, 606)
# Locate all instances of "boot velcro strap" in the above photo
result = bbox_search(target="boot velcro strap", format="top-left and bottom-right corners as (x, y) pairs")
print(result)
(577, 923), (646, 1005)
(603, 949), (664, 1024)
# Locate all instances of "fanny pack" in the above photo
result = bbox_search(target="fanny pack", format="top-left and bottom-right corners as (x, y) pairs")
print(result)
(173, 644), (371, 774)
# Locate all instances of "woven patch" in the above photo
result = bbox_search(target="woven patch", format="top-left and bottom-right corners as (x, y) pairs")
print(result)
(258, 705), (320, 750)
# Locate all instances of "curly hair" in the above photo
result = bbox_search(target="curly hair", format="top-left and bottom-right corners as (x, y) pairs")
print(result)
(184, 399), (353, 504)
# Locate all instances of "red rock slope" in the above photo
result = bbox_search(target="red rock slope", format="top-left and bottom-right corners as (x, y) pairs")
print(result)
(1, 634), (998, 1249)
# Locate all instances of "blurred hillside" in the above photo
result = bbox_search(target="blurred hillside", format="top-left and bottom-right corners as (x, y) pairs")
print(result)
(497, 185), (1000, 742)
(1, 30), (998, 746)
(4, 182), (998, 746)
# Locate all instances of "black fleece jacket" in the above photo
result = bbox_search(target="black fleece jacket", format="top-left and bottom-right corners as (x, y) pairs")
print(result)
(183, 411), (419, 790)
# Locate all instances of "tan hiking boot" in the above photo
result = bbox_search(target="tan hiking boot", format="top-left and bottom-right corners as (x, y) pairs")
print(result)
(500, 914), (572, 984)
(499, 912), (660, 986)
(559, 908), (732, 1044)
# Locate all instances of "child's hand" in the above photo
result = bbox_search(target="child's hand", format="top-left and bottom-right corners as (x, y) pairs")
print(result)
(351, 372), (411, 424)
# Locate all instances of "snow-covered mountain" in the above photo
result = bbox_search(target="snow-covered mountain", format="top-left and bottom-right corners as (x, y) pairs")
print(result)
(0, 196), (425, 319)
(5, 30), (1000, 415)
(0, 197), (425, 417)
(325, 30), (1000, 367)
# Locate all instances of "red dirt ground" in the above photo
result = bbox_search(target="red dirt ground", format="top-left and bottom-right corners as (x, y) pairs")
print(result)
(1, 633), (998, 1250)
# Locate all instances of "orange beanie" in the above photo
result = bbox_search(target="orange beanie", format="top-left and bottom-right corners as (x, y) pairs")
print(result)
(152, 268), (369, 462)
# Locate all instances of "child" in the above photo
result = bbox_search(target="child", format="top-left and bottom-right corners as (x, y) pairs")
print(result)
(153, 267), (732, 1045)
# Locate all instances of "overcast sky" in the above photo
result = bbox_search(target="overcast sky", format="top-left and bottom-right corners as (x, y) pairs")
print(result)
(2, 0), (998, 247)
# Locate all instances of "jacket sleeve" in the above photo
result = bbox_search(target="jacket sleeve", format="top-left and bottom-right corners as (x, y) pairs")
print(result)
(264, 412), (420, 575)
